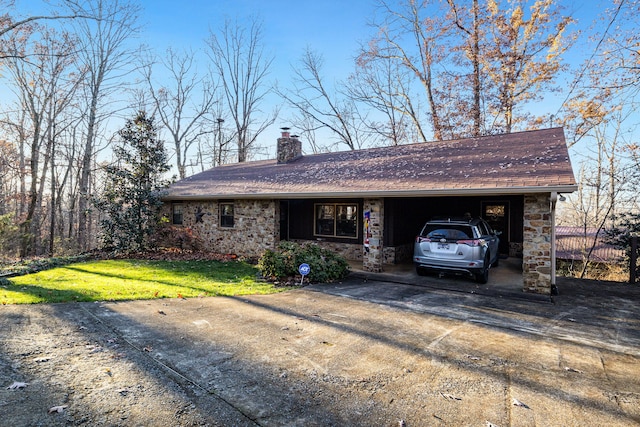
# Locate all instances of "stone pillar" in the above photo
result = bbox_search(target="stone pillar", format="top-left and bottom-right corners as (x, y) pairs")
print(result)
(522, 193), (552, 294)
(363, 198), (384, 272)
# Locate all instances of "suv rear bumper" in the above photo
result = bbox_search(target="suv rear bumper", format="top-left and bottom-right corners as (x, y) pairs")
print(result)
(413, 256), (485, 275)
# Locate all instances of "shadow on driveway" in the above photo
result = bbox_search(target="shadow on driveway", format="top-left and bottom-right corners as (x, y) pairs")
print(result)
(1, 258), (639, 426)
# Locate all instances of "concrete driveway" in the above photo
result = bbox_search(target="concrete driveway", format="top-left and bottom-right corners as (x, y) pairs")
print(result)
(1, 262), (639, 426)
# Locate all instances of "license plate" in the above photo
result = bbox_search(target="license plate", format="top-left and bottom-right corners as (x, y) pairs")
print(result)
(437, 243), (450, 250)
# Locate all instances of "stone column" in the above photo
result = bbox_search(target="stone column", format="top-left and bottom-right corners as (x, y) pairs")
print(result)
(522, 193), (552, 294)
(363, 198), (384, 272)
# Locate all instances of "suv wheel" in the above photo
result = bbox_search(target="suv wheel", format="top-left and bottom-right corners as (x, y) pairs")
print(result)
(475, 253), (490, 284)
(492, 255), (500, 268)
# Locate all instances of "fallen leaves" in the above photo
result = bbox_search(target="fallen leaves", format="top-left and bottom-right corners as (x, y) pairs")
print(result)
(114, 248), (239, 262)
(440, 392), (462, 401)
(7, 381), (69, 415)
(511, 397), (530, 409)
(48, 405), (68, 414)
(86, 344), (103, 353)
(7, 381), (28, 390)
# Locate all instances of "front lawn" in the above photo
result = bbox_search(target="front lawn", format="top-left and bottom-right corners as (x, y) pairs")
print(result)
(0, 259), (291, 304)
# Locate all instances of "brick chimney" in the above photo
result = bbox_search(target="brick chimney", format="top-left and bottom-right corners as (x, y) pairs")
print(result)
(277, 127), (302, 164)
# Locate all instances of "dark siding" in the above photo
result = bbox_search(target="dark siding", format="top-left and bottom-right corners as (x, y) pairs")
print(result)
(285, 199), (364, 244)
(385, 195), (524, 249)
(283, 195), (524, 251)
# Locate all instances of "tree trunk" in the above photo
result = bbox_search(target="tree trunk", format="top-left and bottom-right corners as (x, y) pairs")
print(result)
(77, 89), (99, 251)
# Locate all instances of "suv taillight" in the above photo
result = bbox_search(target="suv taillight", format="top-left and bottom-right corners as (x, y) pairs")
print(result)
(457, 239), (485, 246)
(416, 236), (430, 243)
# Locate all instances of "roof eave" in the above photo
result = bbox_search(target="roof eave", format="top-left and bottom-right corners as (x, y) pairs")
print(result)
(162, 184), (578, 201)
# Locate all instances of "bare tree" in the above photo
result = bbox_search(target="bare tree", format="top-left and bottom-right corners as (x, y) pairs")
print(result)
(561, 0), (638, 145)
(3, 23), (81, 256)
(0, 0), (98, 61)
(0, 138), (19, 217)
(277, 48), (371, 151)
(590, 0), (640, 95)
(446, 0), (483, 137)
(349, 43), (421, 145)
(556, 0), (640, 278)
(206, 17), (276, 163)
(73, 0), (140, 251)
(0, 106), (29, 219)
(366, 0), (449, 140)
(559, 107), (636, 277)
(142, 47), (219, 179)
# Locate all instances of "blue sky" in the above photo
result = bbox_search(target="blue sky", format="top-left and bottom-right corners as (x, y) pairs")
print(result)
(143, 0), (373, 78)
(138, 0), (376, 155)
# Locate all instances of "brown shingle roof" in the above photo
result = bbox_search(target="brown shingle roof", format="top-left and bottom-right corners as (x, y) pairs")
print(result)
(164, 127), (577, 200)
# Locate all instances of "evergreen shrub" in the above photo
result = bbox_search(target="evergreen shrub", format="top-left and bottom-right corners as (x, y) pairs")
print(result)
(257, 241), (349, 283)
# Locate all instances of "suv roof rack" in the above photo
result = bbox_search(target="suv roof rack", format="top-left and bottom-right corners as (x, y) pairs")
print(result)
(429, 216), (474, 223)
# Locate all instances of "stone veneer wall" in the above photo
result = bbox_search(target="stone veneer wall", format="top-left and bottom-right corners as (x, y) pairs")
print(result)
(383, 243), (414, 264)
(163, 200), (279, 258)
(363, 198), (384, 272)
(292, 239), (363, 261)
(522, 193), (552, 294)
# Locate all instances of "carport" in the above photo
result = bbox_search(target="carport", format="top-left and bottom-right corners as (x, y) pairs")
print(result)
(364, 191), (569, 295)
(383, 195), (525, 261)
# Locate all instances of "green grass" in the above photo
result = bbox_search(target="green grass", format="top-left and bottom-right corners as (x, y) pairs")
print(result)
(0, 259), (291, 304)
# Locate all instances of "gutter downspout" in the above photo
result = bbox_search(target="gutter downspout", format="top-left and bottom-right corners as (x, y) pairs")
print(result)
(550, 191), (558, 295)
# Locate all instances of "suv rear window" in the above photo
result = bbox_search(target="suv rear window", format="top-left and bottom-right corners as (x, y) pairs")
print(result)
(421, 224), (473, 241)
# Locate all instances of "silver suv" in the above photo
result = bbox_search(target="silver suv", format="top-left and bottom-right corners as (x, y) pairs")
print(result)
(413, 217), (500, 284)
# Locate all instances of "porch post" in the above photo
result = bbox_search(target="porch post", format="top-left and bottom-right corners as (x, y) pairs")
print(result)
(522, 193), (552, 294)
(363, 198), (384, 273)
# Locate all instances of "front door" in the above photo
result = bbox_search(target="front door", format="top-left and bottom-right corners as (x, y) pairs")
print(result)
(482, 201), (509, 255)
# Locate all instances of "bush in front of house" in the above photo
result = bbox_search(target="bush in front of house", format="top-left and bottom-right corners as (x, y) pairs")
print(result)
(257, 241), (349, 283)
(151, 222), (204, 252)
